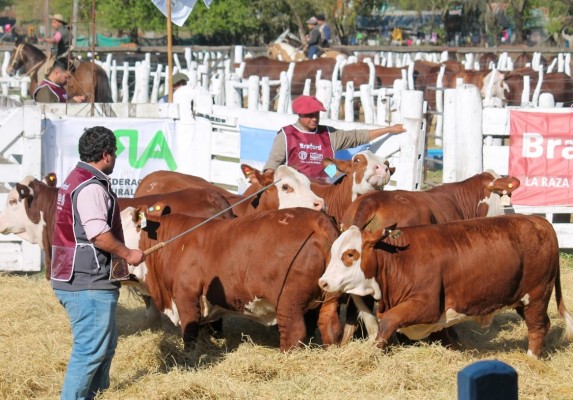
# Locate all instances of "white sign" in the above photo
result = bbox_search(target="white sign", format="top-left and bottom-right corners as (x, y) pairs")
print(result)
(43, 118), (194, 197)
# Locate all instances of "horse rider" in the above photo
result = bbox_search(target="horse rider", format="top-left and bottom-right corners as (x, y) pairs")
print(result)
(303, 17), (321, 59)
(39, 13), (73, 60)
(316, 15), (331, 47)
(158, 72), (189, 103)
(33, 60), (86, 103)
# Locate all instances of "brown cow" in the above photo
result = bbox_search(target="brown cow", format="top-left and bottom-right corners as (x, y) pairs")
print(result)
(135, 165), (326, 217)
(319, 215), (573, 358)
(341, 171), (520, 231)
(242, 56), (337, 96)
(502, 68), (573, 107)
(478, 52), (498, 70)
(0, 177), (58, 280)
(339, 171), (521, 341)
(311, 150), (395, 223)
(119, 187), (234, 220)
(412, 60), (461, 111)
(123, 206), (342, 351)
(340, 63), (405, 89)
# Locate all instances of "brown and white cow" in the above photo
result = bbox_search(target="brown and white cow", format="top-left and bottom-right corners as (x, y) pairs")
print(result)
(123, 206), (342, 351)
(319, 215), (573, 358)
(310, 150), (395, 223)
(339, 171), (521, 341)
(0, 177), (58, 280)
(119, 187), (235, 220)
(341, 171), (520, 231)
(135, 165), (325, 217)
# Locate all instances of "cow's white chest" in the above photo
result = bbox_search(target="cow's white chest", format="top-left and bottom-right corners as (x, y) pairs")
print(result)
(163, 301), (181, 326)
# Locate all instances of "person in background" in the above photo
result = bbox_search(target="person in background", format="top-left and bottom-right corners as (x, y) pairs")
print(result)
(316, 15), (331, 47)
(33, 60), (86, 103)
(51, 126), (145, 400)
(303, 16), (321, 59)
(39, 13), (72, 59)
(263, 95), (406, 182)
(158, 72), (189, 103)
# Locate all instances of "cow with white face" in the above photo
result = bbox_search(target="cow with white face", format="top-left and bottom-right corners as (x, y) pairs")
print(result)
(0, 176), (58, 279)
(271, 165), (325, 210)
(319, 216), (573, 358)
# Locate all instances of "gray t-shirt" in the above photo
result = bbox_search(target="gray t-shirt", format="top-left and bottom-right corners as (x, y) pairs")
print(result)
(263, 121), (369, 171)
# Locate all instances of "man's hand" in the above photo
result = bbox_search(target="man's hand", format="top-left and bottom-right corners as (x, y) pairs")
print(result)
(387, 123), (406, 134)
(72, 95), (87, 103)
(125, 249), (145, 266)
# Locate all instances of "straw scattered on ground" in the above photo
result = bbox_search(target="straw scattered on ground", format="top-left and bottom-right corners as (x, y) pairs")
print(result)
(1, 255), (573, 400)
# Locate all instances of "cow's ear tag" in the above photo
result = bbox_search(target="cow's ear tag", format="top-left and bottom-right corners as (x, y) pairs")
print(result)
(139, 212), (147, 229)
(324, 164), (337, 178)
(388, 229), (402, 239)
(146, 204), (164, 217)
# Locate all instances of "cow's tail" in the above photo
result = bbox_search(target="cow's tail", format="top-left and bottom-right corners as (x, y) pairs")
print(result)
(555, 268), (573, 341)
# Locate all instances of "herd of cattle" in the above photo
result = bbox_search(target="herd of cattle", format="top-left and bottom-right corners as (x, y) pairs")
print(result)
(1, 151), (573, 359)
(241, 51), (573, 110)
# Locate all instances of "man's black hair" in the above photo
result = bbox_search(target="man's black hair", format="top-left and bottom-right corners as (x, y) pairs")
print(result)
(316, 15), (326, 21)
(78, 126), (116, 163)
(51, 59), (67, 71)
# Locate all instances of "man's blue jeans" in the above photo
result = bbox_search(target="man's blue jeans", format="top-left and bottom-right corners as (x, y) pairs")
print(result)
(307, 45), (319, 59)
(54, 289), (119, 400)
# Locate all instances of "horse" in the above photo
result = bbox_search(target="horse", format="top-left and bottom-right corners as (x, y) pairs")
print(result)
(7, 40), (112, 102)
(267, 42), (347, 62)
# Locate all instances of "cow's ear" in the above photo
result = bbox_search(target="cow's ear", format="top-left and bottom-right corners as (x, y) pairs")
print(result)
(362, 226), (386, 247)
(241, 164), (262, 184)
(324, 158), (351, 174)
(15, 183), (32, 203)
(241, 164), (268, 186)
(43, 173), (57, 187)
(145, 201), (170, 217)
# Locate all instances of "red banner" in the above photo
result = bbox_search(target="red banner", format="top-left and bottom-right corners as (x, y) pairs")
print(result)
(509, 110), (573, 206)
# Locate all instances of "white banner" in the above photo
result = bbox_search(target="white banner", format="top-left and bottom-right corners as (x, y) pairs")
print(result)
(43, 118), (197, 197)
(151, 0), (212, 27)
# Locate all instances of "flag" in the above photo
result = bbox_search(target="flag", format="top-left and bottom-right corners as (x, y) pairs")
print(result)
(151, 0), (212, 27)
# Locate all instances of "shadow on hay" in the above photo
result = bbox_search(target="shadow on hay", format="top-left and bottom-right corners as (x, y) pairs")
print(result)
(399, 311), (573, 357)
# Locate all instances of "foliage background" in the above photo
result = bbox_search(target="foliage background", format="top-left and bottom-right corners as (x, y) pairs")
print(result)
(6, 0), (573, 46)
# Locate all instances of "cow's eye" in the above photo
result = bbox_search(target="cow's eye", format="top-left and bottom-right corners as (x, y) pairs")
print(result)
(8, 198), (17, 205)
(342, 249), (359, 267)
(281, 183), (292, 193)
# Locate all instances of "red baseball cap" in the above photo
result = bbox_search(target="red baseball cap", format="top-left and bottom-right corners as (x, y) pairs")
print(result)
(292, 95), (326, 114)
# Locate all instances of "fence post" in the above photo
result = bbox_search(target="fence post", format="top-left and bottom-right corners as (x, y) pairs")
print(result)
(344, 81), (354, 122)
(276, 71), (291, 114)
(360, 84), (374, 124)
(393, 89), (424, 190)
(225, 75), (242, 109)
(121, 61), (129, 103)
(330, 80), (342, 120)
(455, 84), (483, 181)
(261, 76), (270, 111)
(247, 75), (259, 110)
(316, 79), (332, 119)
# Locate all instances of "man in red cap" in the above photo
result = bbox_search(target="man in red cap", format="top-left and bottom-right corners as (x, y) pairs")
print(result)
(263, 95), (405, 182)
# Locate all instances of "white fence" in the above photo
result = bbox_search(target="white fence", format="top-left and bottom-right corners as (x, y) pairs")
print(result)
(442, 84), (573, 248)
(0, 105), (43, 271)
(0, 87), (425, 273)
